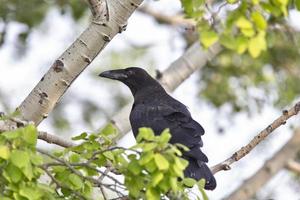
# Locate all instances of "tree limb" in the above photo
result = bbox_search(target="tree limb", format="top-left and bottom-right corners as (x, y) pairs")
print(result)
(38, 131), (75, 148)
(224, 128), (300, 200)
(86, 0), (103, 18)
(138, 5), (196, 27)
(17, 0), (144, 125)
(211, 101), (300, 174)
(286, 160), (300, 174)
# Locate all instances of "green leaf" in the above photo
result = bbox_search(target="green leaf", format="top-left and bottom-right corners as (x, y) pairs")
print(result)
(183, 178), (196, 187)
(154, 154), (169, 170)
(236, 17), (253, 29)
(174, 157), (188, 170)
(101, 123), (117, 136)
(235, 36), (248, 54)
(175, 143), (189, 152)
(241, 28), (255, 37)
(128, 160), (142, 175)
(72, 132), (87, 140)
(139, 152), (154, 165)
(10, 150), (30, 168)
(227, 0), (238, 3)
(248, 32), (266, 58)
(0, 145), (10, 160)
(198, 179), (209, 200)
(143, 142), (157, 152)
(19, 186), (43, 200)
(68, 174), (84, 190)
(146, 187), (160, 200)
(22, 124), (37, 145)
(136, 128), (155, 142)
(181, 0), (193, 17)
(172, 164), (184, 177)
(23, 161), (34, 180)
(3, 163), (23, 183)
(145, 160), (157, 173)
(251, 11), (267, 30)
(2, 130), (21, 140)
(197, 179), (206, 188)
(70, 153), (81, 163)
(103, 151), (114, 161)
(158, 129), (171, 143)
(200, 30), (219, 48)
(30, 154), (43, 165)
(151, 172), (164, 186)
(169, 177), (178, 192)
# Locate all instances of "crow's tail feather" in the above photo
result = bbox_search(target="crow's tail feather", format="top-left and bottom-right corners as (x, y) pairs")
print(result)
(184, 159), (216, 190)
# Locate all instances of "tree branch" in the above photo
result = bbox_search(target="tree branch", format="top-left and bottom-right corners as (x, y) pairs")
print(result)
(17, 0), (144, 125)
(86, 0), (103, 18)
(225, 128), (300, 200)
(138, 5), (196, 27)
(38, 131), (75, 148)
(211, 101), (300, 174)
(286, 160), (300, 174)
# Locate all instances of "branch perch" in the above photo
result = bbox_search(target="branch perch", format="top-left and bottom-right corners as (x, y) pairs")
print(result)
(211, 101), (300, 174)
(225, 129), (300, 200)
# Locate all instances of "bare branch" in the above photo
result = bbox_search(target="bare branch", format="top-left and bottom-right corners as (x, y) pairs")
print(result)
(225, 129), (300, 200)
(138, 5), (196, 27)
(38, 131), (75, 148)
(211, 101), (300, 174)
(286, 160), (300, 174)
(41, 166), (87, 200)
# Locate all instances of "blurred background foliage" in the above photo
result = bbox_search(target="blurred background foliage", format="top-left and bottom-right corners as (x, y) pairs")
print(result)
(0, 0), (87, 46)
(0, 0), (300, 133)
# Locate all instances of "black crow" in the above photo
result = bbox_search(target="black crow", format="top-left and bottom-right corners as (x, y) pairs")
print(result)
(99, 67), (216, 190)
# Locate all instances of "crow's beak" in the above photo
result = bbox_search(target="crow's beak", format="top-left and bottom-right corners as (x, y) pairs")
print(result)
(99, 69), (127, 80)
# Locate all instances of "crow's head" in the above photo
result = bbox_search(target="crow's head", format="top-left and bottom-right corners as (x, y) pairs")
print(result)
(99, 67), (161, 95)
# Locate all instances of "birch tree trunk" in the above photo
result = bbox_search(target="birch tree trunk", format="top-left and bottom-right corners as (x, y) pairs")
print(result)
(17, 0), (143, 125)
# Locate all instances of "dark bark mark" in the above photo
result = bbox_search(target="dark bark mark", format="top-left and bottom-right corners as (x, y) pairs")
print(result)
(103, 35), (111, 42)
(39, 92), (49, 104)
(53, 60), (64, 72)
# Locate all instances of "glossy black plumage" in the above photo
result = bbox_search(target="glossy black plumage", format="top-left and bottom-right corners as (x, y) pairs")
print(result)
(99, 67), (216, 190)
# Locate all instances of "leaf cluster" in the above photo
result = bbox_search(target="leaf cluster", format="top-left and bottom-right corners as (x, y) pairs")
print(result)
(0, 123), (208, 200)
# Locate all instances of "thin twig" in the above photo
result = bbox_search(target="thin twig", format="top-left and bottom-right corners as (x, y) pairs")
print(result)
(138, 5), (196, 27)
(211, 101), (300, 174)
(38, 131), (75, 148)
(41, 166), (87, 200)
(38, 148), (126, 196)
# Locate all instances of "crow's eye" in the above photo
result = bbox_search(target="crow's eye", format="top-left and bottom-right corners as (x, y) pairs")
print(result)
(126, 70), (133, 76)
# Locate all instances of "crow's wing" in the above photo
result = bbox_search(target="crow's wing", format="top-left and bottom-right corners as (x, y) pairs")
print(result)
(130, 101), (207, 162)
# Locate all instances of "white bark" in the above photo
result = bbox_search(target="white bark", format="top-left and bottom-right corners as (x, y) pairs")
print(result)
(17, 0), (143, 125)
(107, 42), (222, 140)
